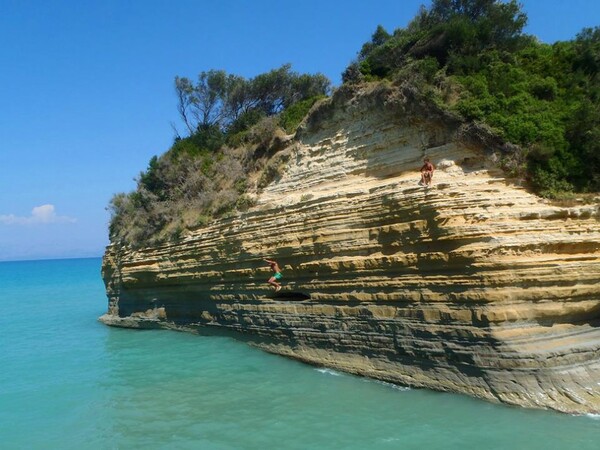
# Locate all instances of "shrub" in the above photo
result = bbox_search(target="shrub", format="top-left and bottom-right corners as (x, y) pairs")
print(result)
(247, 116), (281, 148)
(226, 110), (265, 145)
(258, 153), (288, 189)
(531, 166), (574, 199)
(235, 194), (257, 211)
(279, 95), (326, 134)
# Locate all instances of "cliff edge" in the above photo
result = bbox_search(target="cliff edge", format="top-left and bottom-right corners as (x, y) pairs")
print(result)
(101, 83), (600, 414)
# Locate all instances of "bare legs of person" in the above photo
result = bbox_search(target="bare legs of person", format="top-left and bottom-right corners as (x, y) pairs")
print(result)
(420, 171), (433, 186)
(268, 276), (281, 292)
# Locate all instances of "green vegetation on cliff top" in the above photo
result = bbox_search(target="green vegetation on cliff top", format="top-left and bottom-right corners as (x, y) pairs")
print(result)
(347, 0), (600, 198)
(109, 64), (330, 245)
(109, 0), (599, 247)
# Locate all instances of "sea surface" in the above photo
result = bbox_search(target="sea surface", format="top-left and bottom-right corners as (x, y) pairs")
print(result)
(0, 257), (599, 449)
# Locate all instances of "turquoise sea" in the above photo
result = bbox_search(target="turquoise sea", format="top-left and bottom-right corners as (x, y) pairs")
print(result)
(1, 257), (599, 449)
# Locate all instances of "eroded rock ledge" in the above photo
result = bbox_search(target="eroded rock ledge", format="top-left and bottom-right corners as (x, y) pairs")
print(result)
(101, 83), (600, 414)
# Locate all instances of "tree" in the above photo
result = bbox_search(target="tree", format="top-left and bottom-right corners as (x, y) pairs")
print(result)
(175, 70), (243, 133)
(175, 65), (331, 136)
(573, 27), (600, 78)
(174, 76), (195, 134)
(355, 0), (529, 78)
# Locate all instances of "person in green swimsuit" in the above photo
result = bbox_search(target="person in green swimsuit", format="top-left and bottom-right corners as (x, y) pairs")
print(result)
(264, 258), (283, 292)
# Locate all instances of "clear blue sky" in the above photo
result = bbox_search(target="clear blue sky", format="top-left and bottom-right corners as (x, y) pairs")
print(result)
(1, 0), (598, 261)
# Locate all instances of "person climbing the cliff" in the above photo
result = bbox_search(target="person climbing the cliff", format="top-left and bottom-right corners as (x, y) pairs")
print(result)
(264, 258), (283, 292)
(420, 157), (435, 186)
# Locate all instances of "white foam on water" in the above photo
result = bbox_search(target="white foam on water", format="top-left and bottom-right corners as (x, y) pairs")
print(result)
(373, 380), (411, 391)
(315, 368), (342, 376)
(585, 414), (600, 420)
(360, 377), (411, 391)
(379, 437), (401, 443)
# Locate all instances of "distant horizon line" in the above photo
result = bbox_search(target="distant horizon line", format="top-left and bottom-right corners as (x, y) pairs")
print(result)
(0, 255), (103, 264)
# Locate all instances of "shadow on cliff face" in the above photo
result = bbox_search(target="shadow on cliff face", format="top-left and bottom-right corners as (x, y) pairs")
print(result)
(377, 191), (486, 271)
(265, 291), (311, 301)
(532, 302), (600, 329)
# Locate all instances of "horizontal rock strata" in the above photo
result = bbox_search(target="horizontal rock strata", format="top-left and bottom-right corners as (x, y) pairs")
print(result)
(101, 84), (600, 414)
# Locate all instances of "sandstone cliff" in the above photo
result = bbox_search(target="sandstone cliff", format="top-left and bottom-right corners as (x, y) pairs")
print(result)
(101, 83), (600, 414)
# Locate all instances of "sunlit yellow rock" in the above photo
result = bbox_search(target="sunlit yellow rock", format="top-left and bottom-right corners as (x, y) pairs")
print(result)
(101, 84), (600, 414)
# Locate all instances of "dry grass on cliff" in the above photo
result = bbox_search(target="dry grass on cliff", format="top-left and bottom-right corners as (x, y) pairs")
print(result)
(108, 117), (295, 248)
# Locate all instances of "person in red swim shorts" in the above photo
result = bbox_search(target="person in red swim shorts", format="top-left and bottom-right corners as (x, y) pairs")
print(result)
(420, 157), (435, 186)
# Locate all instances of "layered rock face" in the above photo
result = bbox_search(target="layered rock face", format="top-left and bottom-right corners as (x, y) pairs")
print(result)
(101, 84), (600, 414)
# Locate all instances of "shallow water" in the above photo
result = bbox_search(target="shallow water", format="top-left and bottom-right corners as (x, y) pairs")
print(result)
(1, 258), (598, 449)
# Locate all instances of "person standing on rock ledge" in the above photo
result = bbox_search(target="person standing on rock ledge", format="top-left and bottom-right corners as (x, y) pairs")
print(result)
(265, 258), (283, 292)
(420, 157), (435, 186)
